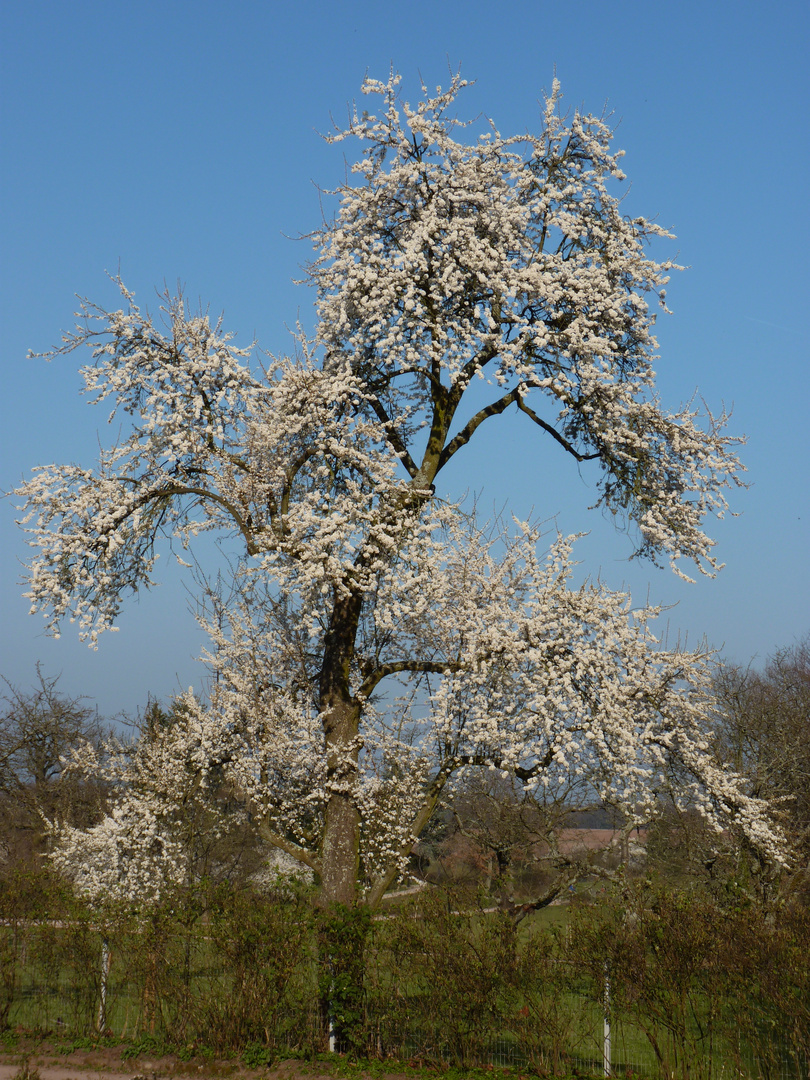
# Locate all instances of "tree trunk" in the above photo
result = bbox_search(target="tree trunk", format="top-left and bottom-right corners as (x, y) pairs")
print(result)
(317, 594), (365, 1051)
(319, 584), (365, 908)
(320, 700), (361, 908)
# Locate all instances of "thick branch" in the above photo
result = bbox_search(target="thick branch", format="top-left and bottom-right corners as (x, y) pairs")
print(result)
(357, 658), (462, 700)
(365, 764), (455, 910)
(457, 339), (500, 393)
(455, 746), (556, 783)
(122, 481), (260, 554)
(437, 388), (522, 472)
(367, 396), (419, 477)
(256, 821), (322, 875)
(435, 384), (602, 476)
(508, 869), (579, 924)
(516, 396), (600, 462)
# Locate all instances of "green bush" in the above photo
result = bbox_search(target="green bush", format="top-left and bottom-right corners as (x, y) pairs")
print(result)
(368, 887), (521, 1066)
(202, 880), (318, 1054)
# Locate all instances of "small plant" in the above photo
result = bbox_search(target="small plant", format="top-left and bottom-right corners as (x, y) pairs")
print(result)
(121, 1034), (167, 1061)
(68, 1036), (97, 1051)
(12, 1058), (41, 1080)
(242, 1041), (274, 1068)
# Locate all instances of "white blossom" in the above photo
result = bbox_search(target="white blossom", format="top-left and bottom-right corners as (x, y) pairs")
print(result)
(48, 693), (241, 906)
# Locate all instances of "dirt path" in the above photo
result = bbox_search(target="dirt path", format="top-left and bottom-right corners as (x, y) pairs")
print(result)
(0, 1047), (415, 1080)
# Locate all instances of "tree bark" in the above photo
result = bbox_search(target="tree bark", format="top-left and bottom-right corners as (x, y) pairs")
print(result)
(319, 590), (364, 909)
(320, 733), (361, 906)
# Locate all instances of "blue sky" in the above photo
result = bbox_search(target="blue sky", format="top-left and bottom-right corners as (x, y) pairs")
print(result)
(2, 0), (808, 718)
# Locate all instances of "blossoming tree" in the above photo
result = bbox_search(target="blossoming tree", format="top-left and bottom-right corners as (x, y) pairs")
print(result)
(49, 696), (246, 907)
(17, 73), (784, 917)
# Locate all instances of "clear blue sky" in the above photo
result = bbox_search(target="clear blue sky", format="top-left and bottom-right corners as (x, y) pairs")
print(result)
(2, 0), (808, 718)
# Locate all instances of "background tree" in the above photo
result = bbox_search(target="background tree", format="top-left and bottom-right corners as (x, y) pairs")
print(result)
(15, 73), (784, 930)
(0, 669), (107, 871)
(424, 763), (637, 916)
(712, 637), (810, 901)
(639, 638), (809, 905)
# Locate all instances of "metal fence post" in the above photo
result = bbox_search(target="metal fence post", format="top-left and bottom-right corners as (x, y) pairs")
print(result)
(97, 936), (110, 1032)
(603, 961), (611, 1077)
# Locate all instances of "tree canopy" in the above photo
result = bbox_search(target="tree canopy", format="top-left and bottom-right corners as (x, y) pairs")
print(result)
(16, 73), (783, 912)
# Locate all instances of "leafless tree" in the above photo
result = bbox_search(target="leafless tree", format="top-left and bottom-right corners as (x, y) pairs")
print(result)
(0, 668), (108, 868)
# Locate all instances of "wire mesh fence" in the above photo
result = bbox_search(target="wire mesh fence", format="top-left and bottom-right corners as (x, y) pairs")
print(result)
(1, 877), (808, 1080)
(6, 941), (806, 1080)
(352, 1002), (808, 1080)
